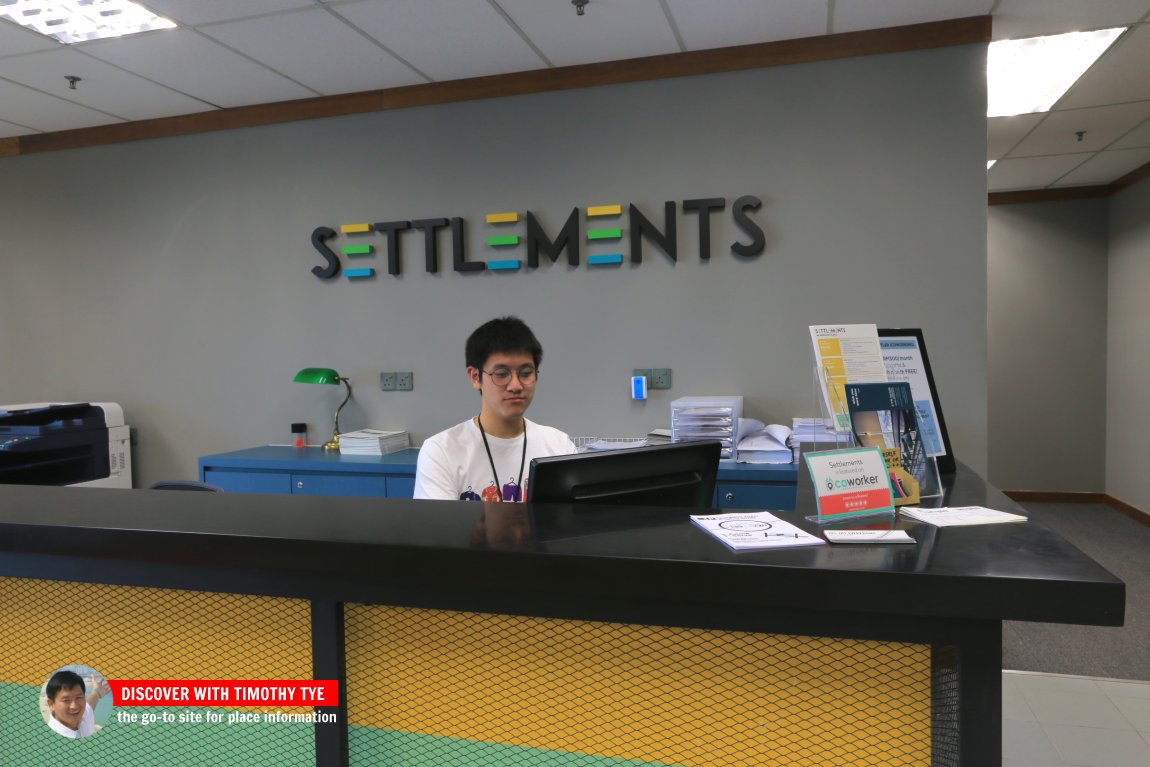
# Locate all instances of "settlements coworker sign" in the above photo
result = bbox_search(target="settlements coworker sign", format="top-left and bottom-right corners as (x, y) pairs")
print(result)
(309, 196), (764, 280)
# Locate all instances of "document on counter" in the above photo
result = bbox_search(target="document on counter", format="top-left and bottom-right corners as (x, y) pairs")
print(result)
(824, 530), (915, 544)
(899, 506), (1027, 527)
(690, 511), (825, 551)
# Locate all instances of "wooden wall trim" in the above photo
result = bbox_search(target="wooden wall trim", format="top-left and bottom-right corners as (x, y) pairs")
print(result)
(988, 159), (1150, 205)
(1103, 493), (1150, 528)
(1003, 490), (1150, 528)
(1004, 490), (1110, 504)
(988, 186), (1114, 206)
(1111, 158), (1150, 192)
(3, 16), (990, 157)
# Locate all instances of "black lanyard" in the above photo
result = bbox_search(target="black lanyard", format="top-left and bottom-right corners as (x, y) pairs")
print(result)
(477, 416), (527, 502)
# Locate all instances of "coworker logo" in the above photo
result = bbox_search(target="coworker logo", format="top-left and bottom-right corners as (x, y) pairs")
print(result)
(309, 196), (764, 280)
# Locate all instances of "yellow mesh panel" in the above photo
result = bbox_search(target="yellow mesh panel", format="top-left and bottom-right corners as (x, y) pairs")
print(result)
(346, 604), (931, 767)
(0, 577), (311, 687)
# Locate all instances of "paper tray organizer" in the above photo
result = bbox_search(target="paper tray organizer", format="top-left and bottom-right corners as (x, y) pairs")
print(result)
(670, 396), (743, 461)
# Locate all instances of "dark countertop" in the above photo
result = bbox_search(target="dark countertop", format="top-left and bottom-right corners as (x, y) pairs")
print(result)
(0, 463), (1125, 629)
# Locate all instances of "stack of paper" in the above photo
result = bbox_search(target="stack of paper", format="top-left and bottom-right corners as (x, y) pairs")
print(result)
(645, 428), (673, 446)
(338, 429), (409, 456)
(790, 417), (845, 448)
(900, 506), (1027, 527)
(736, 420), (794, 464)
(690, 511), (824, 551)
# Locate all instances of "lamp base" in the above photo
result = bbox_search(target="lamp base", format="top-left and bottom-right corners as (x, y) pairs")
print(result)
(322, 437), (340, 452)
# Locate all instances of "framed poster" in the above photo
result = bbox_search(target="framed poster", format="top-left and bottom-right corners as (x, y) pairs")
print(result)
(877, 328), (955, 474)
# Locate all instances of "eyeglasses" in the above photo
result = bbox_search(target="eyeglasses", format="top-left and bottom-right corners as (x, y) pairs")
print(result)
(481, 365), (538, 387)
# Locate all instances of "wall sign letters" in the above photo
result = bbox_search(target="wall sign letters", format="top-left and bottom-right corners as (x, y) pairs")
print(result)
(309, 196), (764, 280)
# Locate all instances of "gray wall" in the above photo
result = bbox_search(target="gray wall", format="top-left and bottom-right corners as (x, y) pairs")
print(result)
(0, 45), (989, 488)
(1107, 179), (1150, 510)
(987, 199), (1109, 491)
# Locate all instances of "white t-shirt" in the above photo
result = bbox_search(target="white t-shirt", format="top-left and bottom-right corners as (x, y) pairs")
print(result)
(414, 418), (576, 501)
(48, 702), (95, 739)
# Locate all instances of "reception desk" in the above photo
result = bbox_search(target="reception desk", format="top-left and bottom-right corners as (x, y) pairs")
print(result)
(0, 465), (1124, 766)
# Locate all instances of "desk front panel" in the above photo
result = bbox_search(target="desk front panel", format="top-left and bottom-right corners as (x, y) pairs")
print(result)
(0, 577), (315, 765)
(344, 603), (935, 767)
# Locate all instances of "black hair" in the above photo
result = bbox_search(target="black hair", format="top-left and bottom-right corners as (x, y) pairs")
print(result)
(46, 670), (86, 702)
(465, 316), (543, 370)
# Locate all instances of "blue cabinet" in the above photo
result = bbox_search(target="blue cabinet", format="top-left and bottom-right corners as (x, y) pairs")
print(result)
(199, 446), (798, 508)
(715, 462), (798, 510)
(199, 446), (420, 499)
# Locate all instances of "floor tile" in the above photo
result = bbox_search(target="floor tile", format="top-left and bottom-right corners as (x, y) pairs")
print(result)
(1043, 723), (1150, 767)
(1110, 696), (1150, 731)
(1026, 690), (1132, 729)
(1097, 679), (1150, 700)
(1010, 671), (1102, 696)
(1003, 719), (1064, 766)
(1004, 683), (1036, 721)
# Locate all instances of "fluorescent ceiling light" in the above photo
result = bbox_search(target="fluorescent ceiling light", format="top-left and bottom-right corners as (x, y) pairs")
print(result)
(988, 27), (1125, 117)
(0, 0), (176, 45)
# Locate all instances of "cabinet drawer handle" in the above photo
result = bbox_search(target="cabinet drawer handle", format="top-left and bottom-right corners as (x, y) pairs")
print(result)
(725, 492), (735, 502)
(296, 481), (304, 490)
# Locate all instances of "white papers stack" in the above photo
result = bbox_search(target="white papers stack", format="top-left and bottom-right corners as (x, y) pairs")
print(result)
(736, 420), (794, 464)
(790, 417), (845, 448)
(900, 506), (1027, 527)
(338, 429), (409, 456)
(690, 511), (824, 551)
(645, 428), (673, 446)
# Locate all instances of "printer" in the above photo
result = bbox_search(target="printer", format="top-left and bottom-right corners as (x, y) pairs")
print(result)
(0, 402), (133, 489)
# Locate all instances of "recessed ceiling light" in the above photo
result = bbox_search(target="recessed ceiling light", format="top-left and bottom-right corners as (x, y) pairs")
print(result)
(0, 0), (176, 45)
(988, 27), (1126, 118)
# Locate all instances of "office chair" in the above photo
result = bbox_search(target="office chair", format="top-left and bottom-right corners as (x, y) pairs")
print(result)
(149, 480), (224, 492)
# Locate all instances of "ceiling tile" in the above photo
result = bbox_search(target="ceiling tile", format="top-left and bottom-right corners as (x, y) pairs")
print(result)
(832, 0), (994, 34)
(333, 0), (545, 80)
(1113, 112), (1150, 148)
(0, 49), (213, 121)
(139, 0), (317, 26)
(1008, 102), (1150, 157)
(664, 0), (827, 49)
(0, 18), (61, 56)
(0, 118), (32, 138)
(988, 113), (1044, 159)
(1057, 23), (1150, 109)
(1053, 147), (1150, 186)
(992, 0), (1150, 41)
(987, 153), (1092, 191)
(0, 79), (122, 132)
(81, 28), (316, 108)
(497, 0), (679, 68)
(199, 8), (423, 95)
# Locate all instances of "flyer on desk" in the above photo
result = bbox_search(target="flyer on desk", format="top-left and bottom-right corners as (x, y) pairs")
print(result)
(690, 511), (825, 551)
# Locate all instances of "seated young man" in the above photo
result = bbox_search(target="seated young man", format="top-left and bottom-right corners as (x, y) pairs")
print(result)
(414, 316), (576, 501)
(45, 669), (109, 739)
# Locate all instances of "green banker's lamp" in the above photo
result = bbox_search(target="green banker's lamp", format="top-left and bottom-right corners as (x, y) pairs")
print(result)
(294, 368), (351, 451)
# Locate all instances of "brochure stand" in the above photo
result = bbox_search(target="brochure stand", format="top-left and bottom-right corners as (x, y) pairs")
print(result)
(850, 427), (943, 503)
(803, 362), (853, 450)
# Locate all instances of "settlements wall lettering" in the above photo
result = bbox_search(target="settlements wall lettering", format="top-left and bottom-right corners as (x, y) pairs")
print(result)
(309, 196), (764, 280)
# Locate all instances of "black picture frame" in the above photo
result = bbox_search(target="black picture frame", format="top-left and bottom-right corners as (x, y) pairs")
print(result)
(877, 328), (955, 474)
